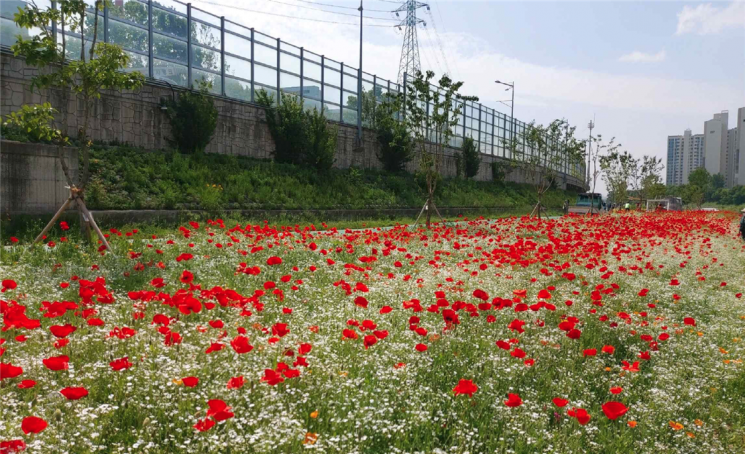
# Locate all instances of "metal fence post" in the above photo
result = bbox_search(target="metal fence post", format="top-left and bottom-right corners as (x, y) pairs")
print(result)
(147, 0), (153, 78)
(320, 55), (325, 107)
(340, 62), (344, 122)
(103, 1), (109, 43)
(462, 101), (466, 139)
(276, 38), (281, 104)
(220, 16), (225, 96)
(51, 2), (57, 45)
(299, 47), (304, 103)
(187, 3), (192, 88)
(477, 104), (482, 151)
(250, 28), (254, 102)
(491, 108), (495, 155)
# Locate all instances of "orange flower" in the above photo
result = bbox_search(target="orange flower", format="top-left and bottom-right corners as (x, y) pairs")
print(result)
(669, 421), (684, 430)
(686, 432), (695, 438)
(310, 411), (319, 419)
(627, 420), (637, 428)
(694, 419), (703, 427)
(302, 432), (319, 445)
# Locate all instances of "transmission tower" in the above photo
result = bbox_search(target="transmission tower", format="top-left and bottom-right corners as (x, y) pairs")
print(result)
(395, 1), (429, 85)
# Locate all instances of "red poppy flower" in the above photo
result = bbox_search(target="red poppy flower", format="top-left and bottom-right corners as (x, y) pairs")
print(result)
(179, 270), (194, 284)
(537, 289), (552, 299)
(21, 416), (47, 434)
(610, 387), (623, 395)
(298, 343), (312, 355)
(60, 386), (88, 400)
(230, 335), (254, 354)
(43, 355), (70, 371)
(415, 343), (428, 352)
(568, 408), (591, 425)
(452, 379), (478, 397)
(272, 323), (290, 338)
(510, 348), (526, 359)
(566, 328), (581, 340)
(110, 357), (133, 371)
(182, 376), (199, 387)
(354, 296), (369, 308)
(683, 317), (696, 326)
(207, 399), (235, 421)
(266, 256), (283, 266)
(1, 362), (23, 380)
(205, 342), (225, 354)
(508, 319), (526, 334)
(379, 306), (393, 314)
(0, 439), (25, 453)
(17, 379), (36, 389)
(621, 361), (640, 372)
(601, 345), (615, 355)
(342, 329), (358, 340)
(496, 340), (510, 350)
(1, 280), (17, 292)
(261, 369), (285, 386)
(504, 393), (523, 407)
(601, 401), (629, 420)
(227, 376), (245, 389)
(552, 398), (569, 407)
(363, 335), (378, 349)
(583, 349), (597, 357)
(194, 417), (215, 432)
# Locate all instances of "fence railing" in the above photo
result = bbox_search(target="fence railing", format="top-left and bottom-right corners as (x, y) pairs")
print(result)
(0, 0), (586, 183)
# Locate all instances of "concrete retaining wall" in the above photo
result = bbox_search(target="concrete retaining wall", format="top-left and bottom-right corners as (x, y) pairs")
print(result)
(0, 141), (78, 214)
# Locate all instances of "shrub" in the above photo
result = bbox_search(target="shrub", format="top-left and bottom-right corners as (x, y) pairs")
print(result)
(1, 103), (67, 144)
(491, 160), (506, 183)
(459, 137), (481, 179)
(165, 81), (218, 154)
(257, 90), (337, 171)
(374, 94), (414, 172)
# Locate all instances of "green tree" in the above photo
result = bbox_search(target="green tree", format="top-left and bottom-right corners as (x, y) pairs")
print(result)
(711, 173), (726, 190)
(599, 145), (631, 208)
(404, 70), (477, 228)
(509, 119), (585, 217)
(165, 81), (218, 154)
(688, 167), (711, 189)
(12, 0), (144, 244)
(373, 93), (414, 172)
(457, 136), (481, 179)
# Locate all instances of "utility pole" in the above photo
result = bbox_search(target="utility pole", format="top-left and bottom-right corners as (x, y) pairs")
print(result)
(357, 0), (363, 147)
(586, 120), (594, 186)
(495, 80), (515, 157)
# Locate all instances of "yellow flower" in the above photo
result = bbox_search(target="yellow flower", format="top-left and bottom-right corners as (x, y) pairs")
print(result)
(302, 433), (319, 445)
(172, 378), (183, 386)
(339, 371), (348, 377)
(669, 421), (684, 430)
(310, 411), (319, 419)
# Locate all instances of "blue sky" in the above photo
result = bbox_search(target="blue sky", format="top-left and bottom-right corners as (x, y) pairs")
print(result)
(192, 0), (745, 193)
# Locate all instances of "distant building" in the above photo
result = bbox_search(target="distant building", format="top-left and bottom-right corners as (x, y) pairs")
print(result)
(667, 108), (745, 188)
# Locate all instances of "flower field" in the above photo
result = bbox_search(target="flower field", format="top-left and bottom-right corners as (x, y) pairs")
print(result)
(1, 212), (744, 453)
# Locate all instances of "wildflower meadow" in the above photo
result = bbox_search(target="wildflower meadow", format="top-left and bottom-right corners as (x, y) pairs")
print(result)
(1, 212), (744, 453)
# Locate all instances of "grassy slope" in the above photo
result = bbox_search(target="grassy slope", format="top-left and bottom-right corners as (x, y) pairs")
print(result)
(84, 146), (577, 212)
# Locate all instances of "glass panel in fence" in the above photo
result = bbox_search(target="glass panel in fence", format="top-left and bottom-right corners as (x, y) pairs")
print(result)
(109, 0), (148, 26)
(0, 17), (39, 48)
(304, 51), (321, 64)
(254, 83), (276, 101)
(303, 99), (323, 114)
(108, 18), (148, 53)
(303, 60), (321, 82)
(302, 79), (322, 101)
(124, 50), (148, 73)
(152, 32), (187, 64)
(190, 21), (221, 50)
(152, 6), (187, 40)
(280, 72), (301, 95)
(191, 7), (220, 28)
(342, 73), (358, 96)
(224, 33), (251, 58)
(153, 0), (186, 16)
(323, 85), (340, 104)
(191, 44), (221, 72)
(323, 66), (340, 86)
(192, 68), (221, 93)
(253, 31), (275, 47)
(324, 103), (339, 121)
(153, 58), (188, 87)
(253, 43), (276, 68)
(342, 108), (357, 125)
(225, 55), (251, 81)
(280, 52), (300, 76)
(254, 64), (277, 89)
(225, 77), (252, 101)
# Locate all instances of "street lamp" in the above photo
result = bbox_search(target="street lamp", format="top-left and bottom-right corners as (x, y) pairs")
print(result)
(495, 80), (515, 157)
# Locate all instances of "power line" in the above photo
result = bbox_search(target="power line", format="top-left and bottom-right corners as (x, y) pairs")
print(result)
(256, 0), (399, 20)
(196, 1), (396, 27)
(425, 8), (451, 77)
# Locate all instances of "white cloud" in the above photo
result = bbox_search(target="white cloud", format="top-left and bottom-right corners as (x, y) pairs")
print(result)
(618, 50), (666, 62)
(676, 2), (745, 35)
